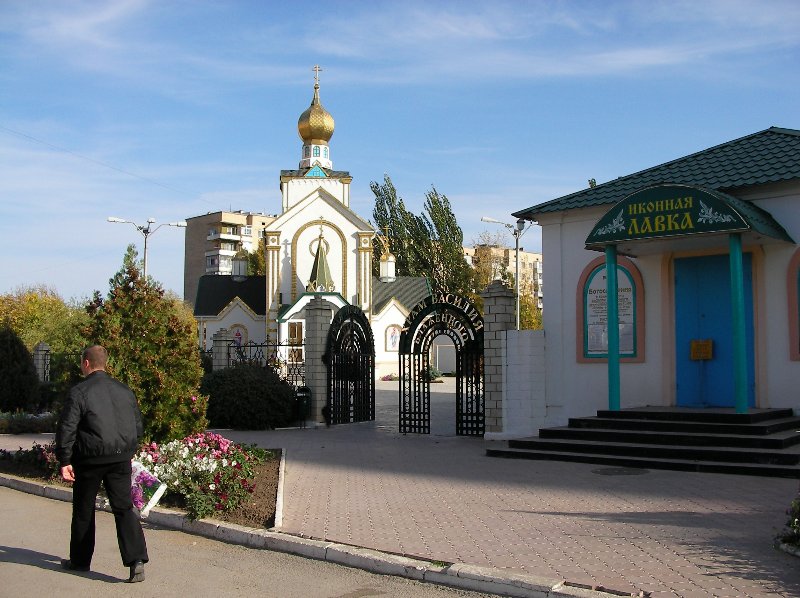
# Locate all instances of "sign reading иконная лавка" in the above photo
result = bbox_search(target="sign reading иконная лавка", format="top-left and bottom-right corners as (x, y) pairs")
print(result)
(586, 184), (749, 248)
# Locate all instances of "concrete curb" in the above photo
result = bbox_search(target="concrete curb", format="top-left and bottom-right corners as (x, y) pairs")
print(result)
(0, 472), (632, 598)
(274, 447), (286, 527)
(777, 541), (800, 558)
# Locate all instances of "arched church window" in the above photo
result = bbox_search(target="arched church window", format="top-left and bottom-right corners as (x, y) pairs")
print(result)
(304, 146), (310, 157)
(576, 255), (645, 363)
(313, 146), (320, 157)
(324, 147), (329, 158)
(788, 248), (800, 360)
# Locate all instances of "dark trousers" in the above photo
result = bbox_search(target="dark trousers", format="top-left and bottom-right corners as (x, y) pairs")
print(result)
(70, 460), (148, 567)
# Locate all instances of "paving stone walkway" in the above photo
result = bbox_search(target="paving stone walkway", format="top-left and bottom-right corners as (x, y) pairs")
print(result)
(4, 379), (799, 597)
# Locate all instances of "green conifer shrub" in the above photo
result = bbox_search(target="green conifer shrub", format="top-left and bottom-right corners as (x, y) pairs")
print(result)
(0, 325), (40, 413)
(201, 364), (294, 430)
(84, 246), (208, 443)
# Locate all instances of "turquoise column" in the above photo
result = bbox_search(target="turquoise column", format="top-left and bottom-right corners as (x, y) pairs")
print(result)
(729, 233), (748, 413)
(605, 245), (620, 411)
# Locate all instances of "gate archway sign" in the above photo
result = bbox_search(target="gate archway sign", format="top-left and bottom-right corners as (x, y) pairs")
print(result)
(399, 292), (484, 435)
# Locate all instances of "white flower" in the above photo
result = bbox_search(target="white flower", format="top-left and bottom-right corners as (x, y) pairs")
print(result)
(209, 483), (215, 490)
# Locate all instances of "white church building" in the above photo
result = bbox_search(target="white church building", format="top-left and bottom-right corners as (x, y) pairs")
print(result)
(190, 71), (429, 377)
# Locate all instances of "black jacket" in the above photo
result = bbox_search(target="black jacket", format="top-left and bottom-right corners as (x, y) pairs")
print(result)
(56, 370), (144, 467)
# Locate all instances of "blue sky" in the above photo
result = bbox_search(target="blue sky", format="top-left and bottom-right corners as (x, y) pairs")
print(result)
(2, 0), (799, 302)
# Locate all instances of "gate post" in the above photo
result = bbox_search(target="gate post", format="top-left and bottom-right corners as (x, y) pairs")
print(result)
(211, 328), (232, 371)
(481, 281), (515, 434)
(305, 295), (333, 424)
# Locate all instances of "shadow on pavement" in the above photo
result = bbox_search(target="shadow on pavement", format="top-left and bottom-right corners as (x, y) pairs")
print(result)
(0, 545), (122, 583)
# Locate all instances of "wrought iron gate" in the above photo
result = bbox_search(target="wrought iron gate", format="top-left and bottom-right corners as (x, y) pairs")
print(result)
(325, 305), (375, 424)
(399, 292), (484, 436)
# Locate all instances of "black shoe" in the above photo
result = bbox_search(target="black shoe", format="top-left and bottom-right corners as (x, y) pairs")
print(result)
(128, 560), (145, 583)
(61, 559), (90, 572)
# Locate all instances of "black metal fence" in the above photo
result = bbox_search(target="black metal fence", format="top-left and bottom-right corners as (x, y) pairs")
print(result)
(226, 340), (306, 388)
(36, 343), (306, 391)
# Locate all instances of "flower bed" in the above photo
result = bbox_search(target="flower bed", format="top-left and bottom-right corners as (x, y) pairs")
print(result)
(137, 432), (274, 520)
(0, 433), (278, 523)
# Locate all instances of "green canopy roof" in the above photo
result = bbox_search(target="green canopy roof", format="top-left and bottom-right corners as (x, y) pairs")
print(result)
(586, 184), (793, 253)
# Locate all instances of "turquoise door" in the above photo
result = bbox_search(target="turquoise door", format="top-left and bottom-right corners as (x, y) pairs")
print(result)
(674, 254), (755, 407)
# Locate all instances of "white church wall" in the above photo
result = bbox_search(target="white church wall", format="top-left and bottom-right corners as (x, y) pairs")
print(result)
(372, 302), (406, 378)
(282, 178), (350, 211)
(275, 195), (366, 307)
(200, 303), (265, 349)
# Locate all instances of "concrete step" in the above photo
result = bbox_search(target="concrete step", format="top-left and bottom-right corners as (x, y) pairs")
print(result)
(486, 447), (800, 479)
(595, 407), (795, 424)
(506, 437), (800, 465)
(539, 426), (800, 449)
(568, 415), (800, 436)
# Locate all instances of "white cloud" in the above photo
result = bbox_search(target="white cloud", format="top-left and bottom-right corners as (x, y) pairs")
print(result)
(4, 0), (796, 93)
(26, 0), (150, 49)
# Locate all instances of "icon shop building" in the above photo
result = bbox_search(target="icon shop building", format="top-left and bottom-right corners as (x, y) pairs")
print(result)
(509, 127), (800, 431)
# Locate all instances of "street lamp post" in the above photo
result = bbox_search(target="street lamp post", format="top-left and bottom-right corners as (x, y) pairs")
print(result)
(481, 216), (529, 330)
(107, 217), (187, 279)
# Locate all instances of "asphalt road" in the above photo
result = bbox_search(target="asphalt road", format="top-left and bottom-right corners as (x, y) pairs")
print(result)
(0, 486), (496, 598)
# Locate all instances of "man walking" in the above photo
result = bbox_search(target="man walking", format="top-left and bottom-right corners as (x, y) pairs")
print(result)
(56, 344), (149, 582)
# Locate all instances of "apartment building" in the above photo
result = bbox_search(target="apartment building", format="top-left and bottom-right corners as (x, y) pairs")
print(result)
(464, 244), (543, 308)
(183, 210), (276, 307)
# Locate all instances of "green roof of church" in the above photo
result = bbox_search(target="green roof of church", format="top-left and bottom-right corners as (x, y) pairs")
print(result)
(372, 276), (431, 314)
(514, 127), (800, 219)
(194, 273), (431, 320)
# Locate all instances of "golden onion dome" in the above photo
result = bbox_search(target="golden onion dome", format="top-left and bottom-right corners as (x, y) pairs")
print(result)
(297, 83), (334, 144)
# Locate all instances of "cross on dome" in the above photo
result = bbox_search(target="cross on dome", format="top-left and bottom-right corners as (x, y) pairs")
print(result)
(298, 65), (334, 169)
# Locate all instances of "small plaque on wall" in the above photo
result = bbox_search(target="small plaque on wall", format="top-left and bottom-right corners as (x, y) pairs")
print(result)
(690, 339), (713, 361)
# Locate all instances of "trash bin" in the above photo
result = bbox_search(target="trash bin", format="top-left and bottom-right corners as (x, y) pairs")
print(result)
(295, 386), (311, 429)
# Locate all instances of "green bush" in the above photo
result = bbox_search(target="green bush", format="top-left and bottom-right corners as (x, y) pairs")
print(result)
(0, 326), (40, 413)
(0, 411), (58, 434)
(423, 364), (442, 382)
(779, 491), (800, 548)
(200, 350), (213, 375)
(201, 364), (295, 430)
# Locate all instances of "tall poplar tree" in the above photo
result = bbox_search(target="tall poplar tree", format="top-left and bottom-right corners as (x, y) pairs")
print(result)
(370, 174), (421, 276)
(245, 237), (266, 276)
(371, 175), (471, 295)
(421, 186), (472, 294)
